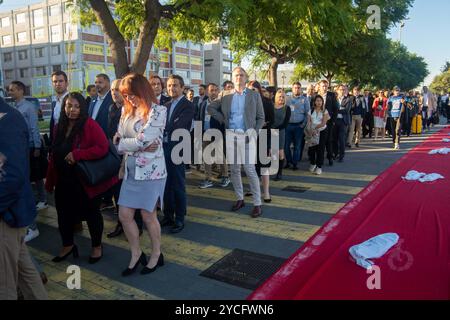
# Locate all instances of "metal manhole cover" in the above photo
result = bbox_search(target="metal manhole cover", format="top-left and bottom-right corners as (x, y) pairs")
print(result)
(282, 186), (310, 193)
(200, 249), (286, 290)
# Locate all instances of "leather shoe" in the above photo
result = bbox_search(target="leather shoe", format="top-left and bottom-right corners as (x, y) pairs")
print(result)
(328, 159), (334, 166)
(170, 223), (184, 234)
(231, 200), (245, 212)
(160, 218), (174, 227)
(251, 206), (262, 218)
(107, 223), (123, 238)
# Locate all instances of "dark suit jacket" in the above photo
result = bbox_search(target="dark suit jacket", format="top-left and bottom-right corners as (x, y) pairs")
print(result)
(49, 100), (56, 144)
(159, 94), (171, 106)
(193, 95), (208, 122)
(0, 98), (37, 228)
(337, 95), (353, 126)
(88, 91), (113, 136)
(164, 96), (195, 149)
(107, 102), (122, 139)
(198, 99), (223, 132)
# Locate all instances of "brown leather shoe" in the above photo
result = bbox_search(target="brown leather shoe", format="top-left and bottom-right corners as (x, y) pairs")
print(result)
(251, 206), (262, 218)
(231, 200), (245, 212)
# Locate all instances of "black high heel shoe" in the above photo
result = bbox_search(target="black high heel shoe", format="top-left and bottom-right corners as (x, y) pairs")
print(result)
(88, 245), (103, 264)
(122, 252), (147, 277)
(140, 253), (164, 275)
(52, 245), (79, 262)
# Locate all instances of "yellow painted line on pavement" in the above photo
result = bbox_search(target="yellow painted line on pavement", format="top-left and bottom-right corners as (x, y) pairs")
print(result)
(188, 206), (320, 242)
(283, 170), (376, 182)
(37, 208), (231, 271)
(28, 247), (161, 300)
(188, 174), (362, 195)
(187, 187), (343, 214)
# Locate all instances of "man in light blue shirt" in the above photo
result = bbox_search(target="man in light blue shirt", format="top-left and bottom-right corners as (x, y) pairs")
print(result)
(229, 89), (247, 131)
(285, 82), (310, 170)
(8, 81), (47, 242)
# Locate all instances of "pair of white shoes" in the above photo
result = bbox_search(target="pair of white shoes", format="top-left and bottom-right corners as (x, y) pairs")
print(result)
(309, 165), (322, 175)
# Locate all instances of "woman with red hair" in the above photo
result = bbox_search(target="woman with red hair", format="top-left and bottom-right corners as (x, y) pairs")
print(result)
(114, 73), (167, 276)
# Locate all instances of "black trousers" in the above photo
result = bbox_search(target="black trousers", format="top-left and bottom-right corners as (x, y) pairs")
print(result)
(54, 180), (103, 247)
(163, 144), (187, 225)
(447, 105), (450, 122)
(402, 116), (413, 136)
(325, 122), (334, 161)
(362, 112), (374, 138)
(308, 129), (328, 168)
(332, 119), (347, 160)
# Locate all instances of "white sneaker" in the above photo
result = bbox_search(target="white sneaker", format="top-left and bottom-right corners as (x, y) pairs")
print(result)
(315, 167), (322, 175)
(309, 165), (317, 173)
(394, 144), (400, 150)
(35, 201), (48, 211)
(24, 228), (40, 243)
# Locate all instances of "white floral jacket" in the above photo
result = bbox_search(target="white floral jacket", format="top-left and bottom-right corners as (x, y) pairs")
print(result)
(118, 104), (167, 181)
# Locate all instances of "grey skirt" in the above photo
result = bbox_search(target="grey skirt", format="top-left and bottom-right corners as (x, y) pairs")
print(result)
(118, 156), (166, 212)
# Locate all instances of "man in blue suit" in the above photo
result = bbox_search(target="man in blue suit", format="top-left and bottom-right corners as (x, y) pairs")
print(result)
(160, 75), (195, 234)
(88, 74), (112, 135)
(0, 97), (48, 300)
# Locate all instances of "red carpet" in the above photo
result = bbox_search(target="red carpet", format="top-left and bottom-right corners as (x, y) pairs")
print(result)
(249, 127), (450, 300)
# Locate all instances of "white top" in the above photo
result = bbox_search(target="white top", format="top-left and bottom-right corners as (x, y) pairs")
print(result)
(311, 109), (329, 132)
(52, 91), (69, 123)
(422, 93), (429, 107)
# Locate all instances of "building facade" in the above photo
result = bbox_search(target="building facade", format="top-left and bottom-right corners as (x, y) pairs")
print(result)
(0, 0), (205, 98)
(204, 40), (234, 87)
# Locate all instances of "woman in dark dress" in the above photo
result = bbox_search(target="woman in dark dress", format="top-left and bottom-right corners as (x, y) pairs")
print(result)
(247, 81), (274, 202)
(272, 89), (291, 180)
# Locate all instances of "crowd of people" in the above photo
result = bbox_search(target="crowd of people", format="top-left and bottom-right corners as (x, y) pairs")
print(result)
(0, 65), (443, 300)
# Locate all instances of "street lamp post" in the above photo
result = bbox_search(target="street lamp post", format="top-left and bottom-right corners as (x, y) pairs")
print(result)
(281, 72), (286, 88)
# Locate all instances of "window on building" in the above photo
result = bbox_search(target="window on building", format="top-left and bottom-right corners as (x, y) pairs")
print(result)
(35, 47), (45, 58)
(17, 32), (27, 43)
(223, 48), (232, 60)
(18, 50), (28, 60)
(51, 45), (61, 56)
(222, 61), (232, 72)
(5, 70), (14, 80)
(19, 68), (28, 78)
(2, 35), (12, 46)
(1, 17), (11, 28)
(223, 73), (231, 81)
(49, 4), (60, 16)
(52, 65), (62, 72)
(176, 42), (189, 49)
(35, 66), (47, 76)
(34, 28), (45, 40)
(33, 9), (44, 27)
(50, 25), (61, 42)
(191, 71), (203, 80)
(177, 70), (189, 81)
(3, 52), (12, 63)
(191, 43), (202, 51)
(16, 13), (26, 24)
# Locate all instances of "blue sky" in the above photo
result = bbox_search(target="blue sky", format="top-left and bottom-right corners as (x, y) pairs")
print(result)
(1, 0), (448, 85)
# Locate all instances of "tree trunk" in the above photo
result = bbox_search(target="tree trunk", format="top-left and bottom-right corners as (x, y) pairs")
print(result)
(269, 57), (279, 88)
(325, 72), (334, 86)
(130, 0), (161, 74)
(89, 0), (129, 78)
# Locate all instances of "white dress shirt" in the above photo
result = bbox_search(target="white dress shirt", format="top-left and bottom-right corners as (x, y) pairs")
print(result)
(52, 91), (69, 124)
(91, 91), (109, 120)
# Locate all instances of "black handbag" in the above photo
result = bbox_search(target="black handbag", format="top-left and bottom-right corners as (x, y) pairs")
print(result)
(76, 140), (121, 185)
